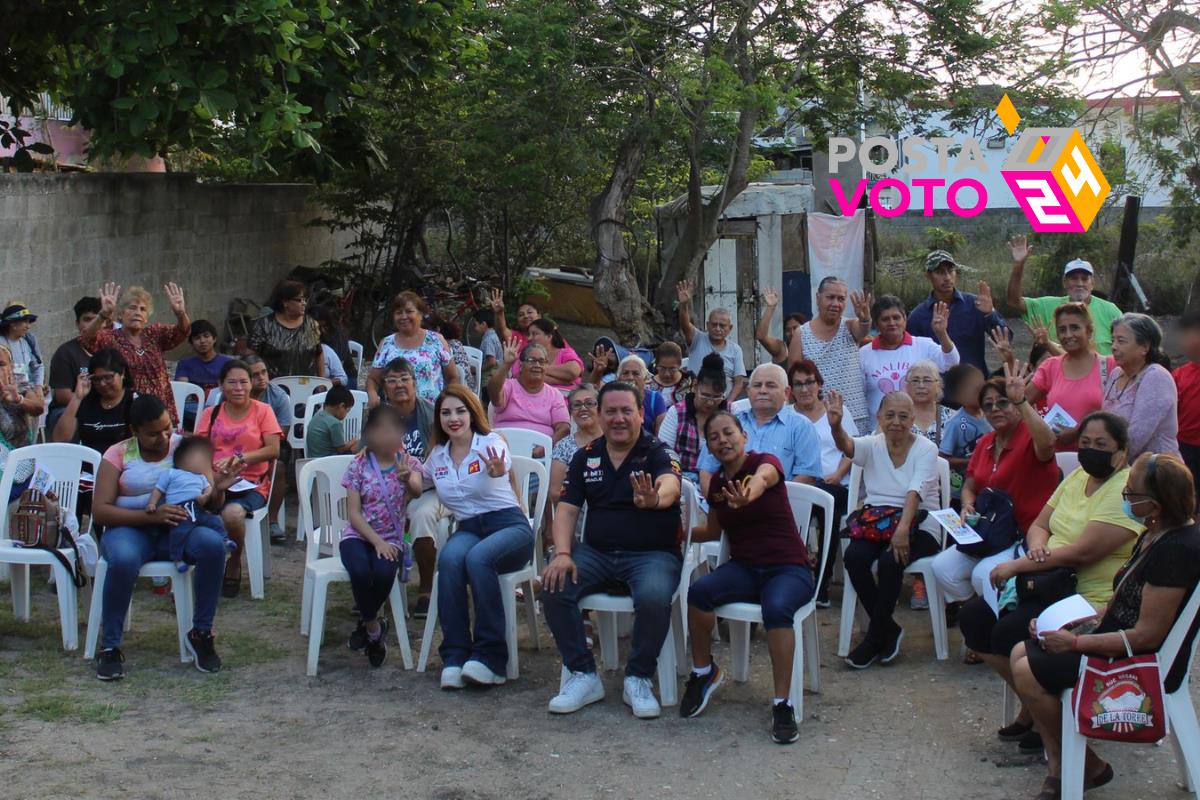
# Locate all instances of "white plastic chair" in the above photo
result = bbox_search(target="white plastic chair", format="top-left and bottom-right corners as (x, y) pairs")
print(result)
(302, 390), (368, 451)
(1060, 585), (1200, 800)
(297, 456), (413, 675)
(836, 456), (953, 661)
(1056, 451), (1080, 478)
(170, 380), (205, 433)
(0, 443), (102, 650)
(464, 346), (484, 395)
(84, 560), (195, 663)
(416, 456), (547, 680)
(242, 461), (278, 600)
(710, 482), (835, 722)
(566, 478), (698, 706)
(348, 340), (364, 379)
(270, 376), (332, 454)
(494, 427), (553, 477)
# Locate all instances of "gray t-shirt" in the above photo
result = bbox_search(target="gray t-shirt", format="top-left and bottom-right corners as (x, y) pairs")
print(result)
(687, 330), (745, 397)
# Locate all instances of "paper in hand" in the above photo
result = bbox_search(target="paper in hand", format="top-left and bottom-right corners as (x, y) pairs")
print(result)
(929, 508), (982, 545)
(1044, 404), (1078, 435)
(1036, 594), (1097, 638)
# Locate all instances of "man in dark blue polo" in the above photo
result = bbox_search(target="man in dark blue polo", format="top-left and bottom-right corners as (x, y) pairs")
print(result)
(907, 250), (1006, 375)
(542, 380), (683, 720)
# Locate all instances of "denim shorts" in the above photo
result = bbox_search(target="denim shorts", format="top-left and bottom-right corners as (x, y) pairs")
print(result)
(224, 488), (267, 514)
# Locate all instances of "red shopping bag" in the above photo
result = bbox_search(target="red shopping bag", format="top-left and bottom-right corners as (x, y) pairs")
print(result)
(1071, 632), (1168, 743)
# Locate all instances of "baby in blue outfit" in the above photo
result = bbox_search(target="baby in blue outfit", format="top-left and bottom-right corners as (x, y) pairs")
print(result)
(146, 436), (233, 572)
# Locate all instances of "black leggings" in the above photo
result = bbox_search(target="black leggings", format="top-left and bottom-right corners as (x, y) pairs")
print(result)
(843, 530), (940, 646)
(958, 595), (1052, 657)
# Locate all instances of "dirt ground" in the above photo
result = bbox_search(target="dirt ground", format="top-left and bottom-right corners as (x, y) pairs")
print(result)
(2, 526), (1196, 800)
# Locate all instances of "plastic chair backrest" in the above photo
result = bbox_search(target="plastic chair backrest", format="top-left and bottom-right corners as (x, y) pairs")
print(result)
(171, 381), (205, 433)
(348, 340), (364, 377)
(1157, 582), (1200, 685)
(0, 443), (103, 529)
(1056, 451), (1080, 479)
(272, 376), (332, 449)
(297, 455), (354, 565)
(464, 347), (484, 394)
(495, 427), (553, 475)
(510, 455), (549, 533)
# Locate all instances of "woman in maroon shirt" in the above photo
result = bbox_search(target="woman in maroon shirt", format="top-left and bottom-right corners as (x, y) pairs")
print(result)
(679, 410), (815, 745)
(930, 373), (1057, 606)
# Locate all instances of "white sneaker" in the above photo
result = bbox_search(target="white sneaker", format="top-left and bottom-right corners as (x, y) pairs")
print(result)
(461, 659), (506, 686)
(622, 676), (662, 719)
(548, 671), (606, 714)
(440, 666), (465, 690)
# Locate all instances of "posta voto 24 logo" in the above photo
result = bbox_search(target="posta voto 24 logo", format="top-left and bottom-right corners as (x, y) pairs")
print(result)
(825, 93), (1112, 232)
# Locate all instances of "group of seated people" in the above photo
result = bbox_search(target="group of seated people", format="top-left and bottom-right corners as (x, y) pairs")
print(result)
(4, 250), (1199, 795)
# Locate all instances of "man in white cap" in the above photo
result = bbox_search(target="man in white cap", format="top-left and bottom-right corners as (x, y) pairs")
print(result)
(1004, 234), (1122, 355)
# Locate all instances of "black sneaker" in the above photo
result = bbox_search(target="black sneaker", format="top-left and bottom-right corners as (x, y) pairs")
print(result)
(185, 629), (222, 674)
(679, 663), (724, 718)
(412, 596), (430, 619)
(998, 719), (1034, 742)
(347, 621), (368, 652)
(845, 638), (879, 669)
(1018, 729), (1045, 754)
(96, 647), (125, 681)
(880, 626), (905, 665)
(771, 701), (800, 744)
(365, 619), (389, 668)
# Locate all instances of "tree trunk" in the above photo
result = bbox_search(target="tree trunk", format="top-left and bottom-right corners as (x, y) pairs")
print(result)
(591, 99), (660, 345)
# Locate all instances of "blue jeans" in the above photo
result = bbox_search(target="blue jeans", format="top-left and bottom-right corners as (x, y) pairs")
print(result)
(99, 524), (226, 650)
(687, 561), (815, 629)
(437, 507), (534, 673)
(168, 504), (230, 563)
(542, 542), (682, 679)
(339, 537), (400, 622)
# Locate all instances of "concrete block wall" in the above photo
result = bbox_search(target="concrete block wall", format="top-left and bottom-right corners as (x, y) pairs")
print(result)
(0, 173), (353, 360)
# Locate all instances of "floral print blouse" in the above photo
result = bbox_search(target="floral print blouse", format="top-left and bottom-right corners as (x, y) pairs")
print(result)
(372, 330), (452, 404)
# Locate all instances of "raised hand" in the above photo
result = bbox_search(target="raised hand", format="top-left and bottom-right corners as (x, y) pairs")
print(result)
(762, 287), (780, 308)
(590, 345), (611, 374)
(163, 282), (186, 316)
(1003, 360), (1031, 405)
(931, 301), (950, 338)
(721, 476), (753, 509)
(987, 327), (1015, 365)
(99, 282), (121, 317)
(823, 388), (844, 428)
(73, 371), (91, 400)
(490, 288), (505, 313)
(1007, 234), (1031, 264)
(975, 281), (994, 315)
(1029, 319), (1051, 347)
(851, 290), (873, 322)
(501, 337), (520, 366)
(482, 445), (507, 477)
(676, 280), (694, 304)
(630, 471), (660, 509)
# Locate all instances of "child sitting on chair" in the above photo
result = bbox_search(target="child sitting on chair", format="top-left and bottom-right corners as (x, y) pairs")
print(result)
(146, 436), (234, 572)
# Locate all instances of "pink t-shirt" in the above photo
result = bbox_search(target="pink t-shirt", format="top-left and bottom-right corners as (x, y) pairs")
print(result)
(197, 400), (284, 499)
(493, 378), (569, 438)
(1032, 354), (1115, 449)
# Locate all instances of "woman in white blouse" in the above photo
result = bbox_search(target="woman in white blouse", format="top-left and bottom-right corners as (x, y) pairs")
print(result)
(427, 384), (535, 691)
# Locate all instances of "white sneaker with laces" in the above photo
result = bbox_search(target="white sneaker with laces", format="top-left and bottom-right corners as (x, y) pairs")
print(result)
(461, 659), (506, 686)
(548, 671), (605, 714)
(622, 676), (661, 719)
(440, 666), (465, 690)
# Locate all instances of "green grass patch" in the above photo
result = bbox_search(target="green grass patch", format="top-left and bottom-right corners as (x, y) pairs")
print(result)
(16, 694), (127, 724)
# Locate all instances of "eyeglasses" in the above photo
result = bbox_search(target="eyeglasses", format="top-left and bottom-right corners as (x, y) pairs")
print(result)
(384, 377), (413, 386)
(981, 398), (1012, 411)
(907, 377), (936, 386)
(792, 379), (818, 389)
(522, 358), (549, 366)
(696, 392), (724, 402)
(570, 400), (598, 410)
(90, 373), (117, 384)
(1121, 489), (1153, 502)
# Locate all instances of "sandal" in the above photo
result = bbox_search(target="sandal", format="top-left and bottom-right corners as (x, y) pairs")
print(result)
(998, 719), (1034, 741)
(1084, 761), (1114, 792)
(221, 576), (241, 598)
(1035, 776), (1061, 800)
(964, 649), (984, 665)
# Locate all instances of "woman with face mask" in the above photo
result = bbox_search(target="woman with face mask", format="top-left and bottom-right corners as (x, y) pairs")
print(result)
(955, 411), (1143, 756)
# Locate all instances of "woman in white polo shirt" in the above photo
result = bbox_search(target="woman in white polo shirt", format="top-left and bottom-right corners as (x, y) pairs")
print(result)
(427, 384), (535, 691)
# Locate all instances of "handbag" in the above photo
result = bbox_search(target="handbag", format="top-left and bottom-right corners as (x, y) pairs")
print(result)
(958, 488), (1021, 558)
(10, 488), (88, 588)
(1016, 565), (1077, 605)
(846, 505), (904, 543)
(1072, 629), (1168, 743)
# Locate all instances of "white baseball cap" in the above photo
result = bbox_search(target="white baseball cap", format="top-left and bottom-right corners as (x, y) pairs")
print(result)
(1063, 259), (1094, 276)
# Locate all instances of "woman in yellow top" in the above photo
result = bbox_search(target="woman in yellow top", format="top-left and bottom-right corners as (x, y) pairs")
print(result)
(955, 410), (1141, 754)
